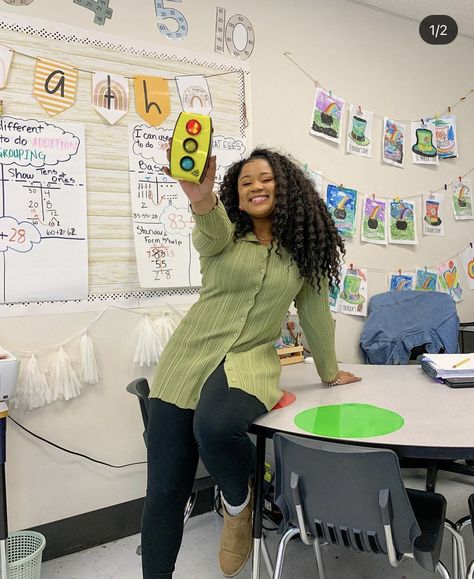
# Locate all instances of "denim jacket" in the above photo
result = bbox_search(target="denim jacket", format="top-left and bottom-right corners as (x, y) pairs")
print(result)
(360, 291), (459, 365)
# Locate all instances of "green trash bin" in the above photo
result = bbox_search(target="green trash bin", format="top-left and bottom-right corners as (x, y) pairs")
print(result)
(6, 531), (45, 579)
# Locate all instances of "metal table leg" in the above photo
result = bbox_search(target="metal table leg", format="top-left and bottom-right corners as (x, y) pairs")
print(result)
(252, 434), (266, 579)
(0, 463), (8, 579)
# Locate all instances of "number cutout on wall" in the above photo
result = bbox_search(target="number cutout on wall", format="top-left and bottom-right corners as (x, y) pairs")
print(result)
(215, 7), (255, 59)
(3, 0), (34, 4)
(154, 0), (188, 41)
(73, 0), (113, 26)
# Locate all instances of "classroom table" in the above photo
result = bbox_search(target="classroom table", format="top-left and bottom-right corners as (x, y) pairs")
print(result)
(249, 362), (474, 579)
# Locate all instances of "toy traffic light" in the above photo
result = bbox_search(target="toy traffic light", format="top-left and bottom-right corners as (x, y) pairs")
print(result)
(169, 112), (213, 183)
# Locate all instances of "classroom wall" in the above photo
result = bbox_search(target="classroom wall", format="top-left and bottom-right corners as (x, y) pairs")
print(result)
(0, 0), (472, 530)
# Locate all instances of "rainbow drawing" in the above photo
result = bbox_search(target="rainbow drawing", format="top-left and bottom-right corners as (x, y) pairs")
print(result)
(369, 205), (381, 219)
(324, 102), (340, 116)
(458, 185), (470, 199)
(93, 77), (128, 111)
(396, 278), (410, 290)
(337, 195), (350, 209)
(422, 277), (433, 290)
(399, 205), (412, 220)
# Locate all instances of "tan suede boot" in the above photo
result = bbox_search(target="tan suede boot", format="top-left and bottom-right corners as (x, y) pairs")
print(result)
(219, 488), (253, 577)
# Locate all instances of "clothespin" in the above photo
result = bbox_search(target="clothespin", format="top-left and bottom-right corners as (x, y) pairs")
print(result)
(372, 193), (375, 201)
(444, 184), (447, 191)
(398, 269), (402, 275)
(448, 105), (451, 113)
(357, 105), (362, 115)
(459, 176), (462, 182)
(329, 89), (332, 97)
(339, 183), (344, 190)
(304, 163), (308, 173)
(394, 196), (400, 203)
(349, 263), (354, 272)
(424, 266), (428, 272)
(0, 100), (3, 117)
(421, 118), (425, 126)
(470, 242), (473, 249)
(434, 112), (440, 120)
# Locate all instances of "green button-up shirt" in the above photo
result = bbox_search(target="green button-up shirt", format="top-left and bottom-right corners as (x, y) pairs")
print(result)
(150, 199), (339, 410)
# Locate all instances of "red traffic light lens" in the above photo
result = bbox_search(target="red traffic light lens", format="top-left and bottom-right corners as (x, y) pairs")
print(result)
(180, 156), (195, 171)
(186, 119), (202, 135)
(183, 138), (198, 153)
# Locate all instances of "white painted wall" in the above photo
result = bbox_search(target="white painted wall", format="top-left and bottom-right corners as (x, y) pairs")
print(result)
(0, 0), (472, 530)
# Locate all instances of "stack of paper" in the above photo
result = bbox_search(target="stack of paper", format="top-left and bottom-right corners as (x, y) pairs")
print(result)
(419, 353), (474, 380)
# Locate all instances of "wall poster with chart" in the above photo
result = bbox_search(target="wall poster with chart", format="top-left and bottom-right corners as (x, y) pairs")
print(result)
(0, 12), (251, 314)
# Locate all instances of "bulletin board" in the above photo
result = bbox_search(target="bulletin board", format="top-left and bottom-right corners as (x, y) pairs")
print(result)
(0, 12), (251, 314)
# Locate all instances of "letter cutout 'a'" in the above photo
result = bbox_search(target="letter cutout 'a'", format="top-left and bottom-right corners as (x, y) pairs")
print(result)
(34, 58), (78, 116)
(134, 76), (170, 126)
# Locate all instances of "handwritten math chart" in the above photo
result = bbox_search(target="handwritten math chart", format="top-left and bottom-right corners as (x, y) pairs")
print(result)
(128, 123), (246, 288)
(0, 116), (88, 303)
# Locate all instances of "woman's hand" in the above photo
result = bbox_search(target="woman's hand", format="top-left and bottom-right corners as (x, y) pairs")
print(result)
(335, 370), (362, 385)
(162, 141), (217, 205)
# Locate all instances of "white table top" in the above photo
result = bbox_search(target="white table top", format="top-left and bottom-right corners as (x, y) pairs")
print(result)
(251, 363), (474, 459)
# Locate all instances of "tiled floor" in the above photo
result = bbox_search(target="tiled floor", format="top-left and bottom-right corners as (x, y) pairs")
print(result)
(41, 469), (474, 579)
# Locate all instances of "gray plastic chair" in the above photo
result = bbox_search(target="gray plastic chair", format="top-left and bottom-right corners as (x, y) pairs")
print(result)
(126, 378), (215, 524)
(272, 433), (461, 579)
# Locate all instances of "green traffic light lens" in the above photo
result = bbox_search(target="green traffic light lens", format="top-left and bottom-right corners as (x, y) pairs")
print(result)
(183, 138), (198, 153)
(180, 156), (195, 171)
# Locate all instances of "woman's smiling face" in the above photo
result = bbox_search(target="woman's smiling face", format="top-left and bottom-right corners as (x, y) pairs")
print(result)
(237, 158), (276, 219)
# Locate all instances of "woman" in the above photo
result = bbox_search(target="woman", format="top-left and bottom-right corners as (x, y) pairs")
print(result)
(141, 148), (361, 579)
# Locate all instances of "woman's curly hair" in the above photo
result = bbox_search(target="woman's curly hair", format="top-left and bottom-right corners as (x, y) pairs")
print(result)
(219, 148), (345, 292)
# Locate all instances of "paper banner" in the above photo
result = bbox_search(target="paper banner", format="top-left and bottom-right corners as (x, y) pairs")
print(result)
(388, 199), (417, 245)
(388, 272), (414, 292)
(92, 71), (129, 125)
(338, 265), (368, 317)
(432, 115), (457, 159)
(414, 268), (438, 291)
(0, 44), (13, 89)
(33, 58), (78, 116)
(326, 184), (357, 237)
(361, 196), (387, 244)
(346, 105), (374, 158)
(460, 245), (474, 290)
(175, 75), (212, 115)
(437, 258), (463, 302)
(134, 76), (170, 127)
(422, 192), (445, 236)
(411, 120), (439, 165)
(382, 118), (405, 167)
(309, 88), (345, 144)
(452, 179), (473, 220)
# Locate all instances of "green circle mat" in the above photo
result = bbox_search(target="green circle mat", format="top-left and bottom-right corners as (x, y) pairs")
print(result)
(294, 403), (404, 438)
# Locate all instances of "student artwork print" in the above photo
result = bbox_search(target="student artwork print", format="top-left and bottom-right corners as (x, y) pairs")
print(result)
(328, 281), (340, 312)
(309, 88), (345, 144)
(175, 75), (212, 115)
(361, 196), (387, 244)
(414, 267), (438, 292)
(388, 199), (417, 244)
(326, 185), (357, 237)
(346, 105), (374, 158)
(452, 179), (473, 220)
(0, 115), (88, 303)
(431, 115), (457, 159)
(436, 258), (463, 302)
(338, 265), (368, 316)
(411, 121), (438, 165)
(0, 44), (13, 89)
(388, 272), (414, 292)
(134, 76), (170, 127)
(422, 192), (444, 237)
(382, 118), (405, 167)
(33, 58), (78, 116)
(460, 245), (474, 290)
(129, 124), (246, 287)
(91, 71), (129, 125)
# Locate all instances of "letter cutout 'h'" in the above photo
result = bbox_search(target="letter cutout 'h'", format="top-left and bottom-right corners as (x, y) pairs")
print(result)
(134, 76), (170, 127)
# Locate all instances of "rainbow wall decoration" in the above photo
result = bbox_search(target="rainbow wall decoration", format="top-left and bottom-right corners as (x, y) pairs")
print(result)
(361, 196), (387, 244)
(92, 71), (129, 125)
(310, 87), (345, 144)
(326, 184), (357, 237)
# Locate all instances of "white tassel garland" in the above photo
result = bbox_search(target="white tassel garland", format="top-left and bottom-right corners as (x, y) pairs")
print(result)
(49, 347), (82, 401)
(134, 314), (161, 367)
(80, 333), (101, 384)
(15, 354), (51, 410)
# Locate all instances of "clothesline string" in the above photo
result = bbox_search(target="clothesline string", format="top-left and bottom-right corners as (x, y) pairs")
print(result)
(283, 51), (474, 123)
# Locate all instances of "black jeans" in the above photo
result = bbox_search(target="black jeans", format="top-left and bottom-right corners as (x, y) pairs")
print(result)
(141, 362), (267, 578)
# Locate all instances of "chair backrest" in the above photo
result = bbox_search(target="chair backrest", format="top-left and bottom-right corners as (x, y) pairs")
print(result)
(273, 433), (421, 558)
(360, 290), (459, 364)
(126, 378), (150, 444)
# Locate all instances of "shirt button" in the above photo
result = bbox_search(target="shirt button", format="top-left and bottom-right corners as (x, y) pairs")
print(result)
(231, 378), (237, 383)
(260, 269), (265, 274)
(241, 317), (245, 322)
(233, 333), (238, 337)
(255, 285), (259, 290)
(248, 300), (253, 305)
(228, 366), (232, 370)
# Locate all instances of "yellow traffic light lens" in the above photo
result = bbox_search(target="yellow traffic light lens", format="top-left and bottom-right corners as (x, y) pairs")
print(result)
(183, 138), (198, 153)
(180, 156), (195, 171)
(186, 119), (202, 135)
